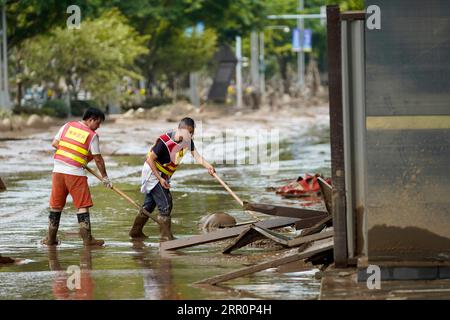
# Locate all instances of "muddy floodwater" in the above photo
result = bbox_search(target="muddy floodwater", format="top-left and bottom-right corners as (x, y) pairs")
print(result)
(0, 108), (330, 299)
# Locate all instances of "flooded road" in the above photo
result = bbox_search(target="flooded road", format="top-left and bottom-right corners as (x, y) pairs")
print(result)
(0, 107), (330, 299)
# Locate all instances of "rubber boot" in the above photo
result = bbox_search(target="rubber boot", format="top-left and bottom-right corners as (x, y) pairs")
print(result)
(77, 213), (104, 247)
(129, 209), (149, 239)
(0, 254), (14, 264)
(41, 211), (61, 246)
(157, 215), (175, 242)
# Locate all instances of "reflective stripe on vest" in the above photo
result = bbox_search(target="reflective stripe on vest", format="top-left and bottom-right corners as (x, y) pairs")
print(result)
(55, 149), (87, 166)
(148, 132), (187, 177)
(54, 121), (95, 168)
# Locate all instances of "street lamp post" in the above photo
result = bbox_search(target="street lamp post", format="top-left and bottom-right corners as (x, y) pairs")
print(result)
(267, 6), (327, 91)
(235, 35), (243, 109)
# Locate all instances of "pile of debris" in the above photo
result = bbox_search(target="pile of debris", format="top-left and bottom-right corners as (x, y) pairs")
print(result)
(273, 173), (331, 198)
(160, 177), (334, 287)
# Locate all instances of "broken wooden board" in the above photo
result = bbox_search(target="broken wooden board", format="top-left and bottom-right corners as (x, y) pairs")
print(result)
(300, 215), (332, 237)
(0, 177), (6, 192)
(160, 217), (300, 251)
(196, 239), (334, 285)
(243, 201), (327, 219)
(317, 177), (332, 214)
(222, 224), (333, 254)
(222, 215), (331, 254)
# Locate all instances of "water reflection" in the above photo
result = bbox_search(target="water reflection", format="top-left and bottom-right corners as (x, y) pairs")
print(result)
(131, 241), (182, 300)
(47, 246), (94, 300)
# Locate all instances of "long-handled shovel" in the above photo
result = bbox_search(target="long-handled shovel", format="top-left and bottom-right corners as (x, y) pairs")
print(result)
(84, 166), (161, 226)
(212, 172), (260, 222)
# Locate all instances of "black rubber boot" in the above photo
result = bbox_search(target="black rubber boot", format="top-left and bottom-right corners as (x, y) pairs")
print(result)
(77, 213), (104, 247)
(157, 215), (175, 242)
(0, 254), (14, 264)
(129, 209), (149, 239)
(41, 211), (61, 246)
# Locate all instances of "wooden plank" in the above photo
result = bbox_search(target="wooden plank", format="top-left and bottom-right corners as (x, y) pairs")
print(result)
(222, 215), (329, 254)
(243, 201), (327, 219)
(160, 217), (300, 251)
(252, 226), (291, 245)
(222, 226), (266, 254)
(327, 5), (348, 267)
(294, 214), (329, 230)
(196, 240), (334, 285)
(300, 215), (332, 237)
(287, 230), (334, 247)
(223, 226), (333, 254)
(317, 177), (332, 214)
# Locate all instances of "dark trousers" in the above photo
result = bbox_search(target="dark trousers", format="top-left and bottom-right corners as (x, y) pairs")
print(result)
(143, 183), (173, 217)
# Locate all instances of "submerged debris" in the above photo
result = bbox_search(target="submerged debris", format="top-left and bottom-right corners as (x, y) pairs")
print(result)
(198, 212), (237, 233)
(273, 173), (331, 198)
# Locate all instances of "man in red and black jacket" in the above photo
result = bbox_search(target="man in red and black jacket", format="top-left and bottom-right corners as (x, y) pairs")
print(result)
(130, 117), (215, 241)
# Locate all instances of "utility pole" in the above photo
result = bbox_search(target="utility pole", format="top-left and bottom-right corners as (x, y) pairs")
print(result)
(235, 36), (243, 109)
(259, 32), (265, 100)
(250, 31), (259, 89)
(297, 0), (305, 89)
(189, 72), (200, 108)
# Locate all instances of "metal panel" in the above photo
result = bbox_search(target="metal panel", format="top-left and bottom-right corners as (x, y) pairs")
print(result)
(342, 20), (354, 259)
(365, 0), (450, 261)
(342, 19), (367, 260)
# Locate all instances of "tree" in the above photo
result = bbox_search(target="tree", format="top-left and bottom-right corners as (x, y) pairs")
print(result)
(5, 0), (104, 49)
(20, 9), (149, 105)
(326, 0), (364, 11)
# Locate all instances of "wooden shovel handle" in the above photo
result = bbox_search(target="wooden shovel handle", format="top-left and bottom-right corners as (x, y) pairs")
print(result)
(212, 173), (244, 207)
(84, 166), (159, 224)
(212, 173), (260, 221)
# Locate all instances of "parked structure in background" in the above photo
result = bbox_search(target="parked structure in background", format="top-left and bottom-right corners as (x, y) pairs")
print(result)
(207, 45), (238, 104)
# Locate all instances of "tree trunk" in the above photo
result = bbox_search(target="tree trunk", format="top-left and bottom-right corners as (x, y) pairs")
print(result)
(277, 56), (290, 95)
(16, 80), (22, 107)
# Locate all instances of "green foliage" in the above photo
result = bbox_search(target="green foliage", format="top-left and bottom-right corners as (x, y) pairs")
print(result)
(41, 99), (69, 118)
(326, 0), (365, 11)
(6, 0), (104, 49)
(153, 29), (217, 78)
(20, 9), (149, 104)
(70, 100), (99, 117)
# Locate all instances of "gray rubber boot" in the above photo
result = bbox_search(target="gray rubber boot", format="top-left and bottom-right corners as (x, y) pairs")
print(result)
(77, 213), (104, 247)
(129, 209), (149, 239)
(41, 211), (61, 246)
(157, 215), (175, 242)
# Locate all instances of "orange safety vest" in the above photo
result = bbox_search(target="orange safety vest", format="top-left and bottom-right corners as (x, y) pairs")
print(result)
(54, 121), (96, 168)
(148, 132), (188, 178)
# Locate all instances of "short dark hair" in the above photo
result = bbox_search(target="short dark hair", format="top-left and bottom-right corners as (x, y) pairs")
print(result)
(82, 107), (105, 122)
(179, 117), (195, 129)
